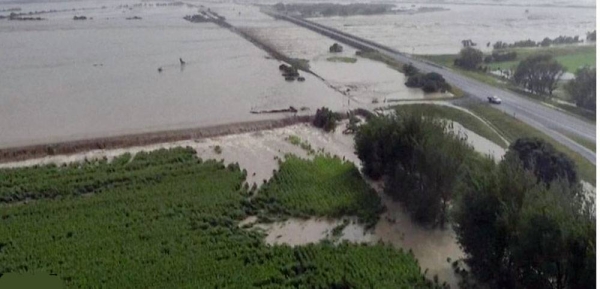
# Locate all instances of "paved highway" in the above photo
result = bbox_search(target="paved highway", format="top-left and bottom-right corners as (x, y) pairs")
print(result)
(267, 11), (596, 164)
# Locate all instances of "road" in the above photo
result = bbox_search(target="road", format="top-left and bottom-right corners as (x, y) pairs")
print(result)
(265, 11), (596, 164)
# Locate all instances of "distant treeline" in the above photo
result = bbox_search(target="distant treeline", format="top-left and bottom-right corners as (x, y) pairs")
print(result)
(272, 2), (395, 17)
(484, 51), (517, 63)
(586, 30), (595, 41)
(0, 7), (20, 13)
(492, 34), (585, 49)
(0, 7), (94, 20)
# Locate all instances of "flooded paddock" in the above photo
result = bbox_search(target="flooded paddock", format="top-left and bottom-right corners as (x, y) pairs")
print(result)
(0, 0), (344, 148)
(211, 3), (452, 104)
(312, 2), (595, 55)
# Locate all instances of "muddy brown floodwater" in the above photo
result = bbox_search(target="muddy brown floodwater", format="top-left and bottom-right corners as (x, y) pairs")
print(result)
(211, 3), (453, 105)
(312, 2), (595, 55)
(0, 0), (344, 148)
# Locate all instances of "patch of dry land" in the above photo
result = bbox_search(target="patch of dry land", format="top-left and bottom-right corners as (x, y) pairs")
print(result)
(0, 117), (517, 288)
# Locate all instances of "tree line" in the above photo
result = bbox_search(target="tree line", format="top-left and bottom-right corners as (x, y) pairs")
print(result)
(354, 111), (595, 288)
(491, 34), (585, 49)
(454, 47), (595, 111)
(403, 63), (451, 93)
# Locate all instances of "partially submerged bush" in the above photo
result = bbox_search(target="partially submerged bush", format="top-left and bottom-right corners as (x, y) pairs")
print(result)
(405, 72), (451, 93)
(313, 107), (340, 132)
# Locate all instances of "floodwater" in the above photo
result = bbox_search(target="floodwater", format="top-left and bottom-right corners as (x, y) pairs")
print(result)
(312, 2), (595, 55)
(0, 120), (520, 288)
(251, 217), (372, 246)
(0, 0), (344, 148)
(451, 121), (506, 161)
(210, 3), (450, 104)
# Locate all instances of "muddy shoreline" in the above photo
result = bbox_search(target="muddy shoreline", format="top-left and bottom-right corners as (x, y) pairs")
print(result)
(0, 116), (311, 164)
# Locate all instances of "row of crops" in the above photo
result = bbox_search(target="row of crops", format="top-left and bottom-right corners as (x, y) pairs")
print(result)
(250, 154), (383, 229)
(0, 147), (443, 288)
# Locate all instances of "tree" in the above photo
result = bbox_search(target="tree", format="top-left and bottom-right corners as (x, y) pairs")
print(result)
(461, 39), (476, 47)
(586, 30), (596, 42)
(508, 138), (579, 187)
(513, 54), (565, 96)
(565, 66), (596, 112)
(387, 120), (471, 227)
(493, 41), (508, 50)
(453, 155), (595, 289)
(454, 47), (483, 70)
(402, 63), (419, 77)
(354, 115), (407, 179)
(405, 72), (451, 93)
(540, 37), (552, 47)
(329, 43), (343, 53)
(453, 156), (515, 286)
(356, 113), (472, 227)
(313, 107), (339, 132)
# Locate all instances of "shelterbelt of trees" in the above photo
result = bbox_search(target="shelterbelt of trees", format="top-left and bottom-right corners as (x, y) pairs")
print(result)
(354, 111), (595, 289)
(455, 47), (596, 112)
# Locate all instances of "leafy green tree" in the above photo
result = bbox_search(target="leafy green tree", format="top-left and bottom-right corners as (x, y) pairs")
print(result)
(565, 66), (596, 112)
(540, 37), (552, 47)
(453, 154), (595, 289)
(513, 54), (565, 96)
(356, 113), (472, 227)
(402, 63), (419, 77)
(508, 138), (579, 187)
(405, 72), (451, 93)
(511, 182), (595, 289)
(354, 115), (405, 179)
(453, 165), (504, 284)
(313, 107), (340, 132)
(387, 121), (471, 226)
(454, 47), (483, 70)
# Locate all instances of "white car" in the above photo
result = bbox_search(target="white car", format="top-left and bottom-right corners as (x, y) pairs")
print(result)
(488, 95), (502, 104)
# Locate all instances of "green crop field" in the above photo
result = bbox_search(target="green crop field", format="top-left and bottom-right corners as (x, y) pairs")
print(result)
(0, 148), (439, 288)
(251, 154), (383, 228)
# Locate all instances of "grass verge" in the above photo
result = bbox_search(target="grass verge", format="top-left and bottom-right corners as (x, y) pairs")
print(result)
(489, 45), (596, 73)
(326, 56), (358, 63)
(421, 52), (596, 125)
(394, 104), (507, 149)
(465, 103), (596, 184)
(358, 50), (405, 71)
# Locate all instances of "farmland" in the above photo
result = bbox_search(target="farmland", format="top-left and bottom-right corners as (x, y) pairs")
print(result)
(251, 154), (383, 228)
(0, 147), (439, 288)
(486, 45), (596, 73)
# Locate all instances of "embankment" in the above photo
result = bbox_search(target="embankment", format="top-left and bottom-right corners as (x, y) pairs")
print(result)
(0, 116), (311, 163)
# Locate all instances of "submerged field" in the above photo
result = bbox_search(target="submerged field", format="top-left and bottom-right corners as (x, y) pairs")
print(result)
(0, 147), (441, 288)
